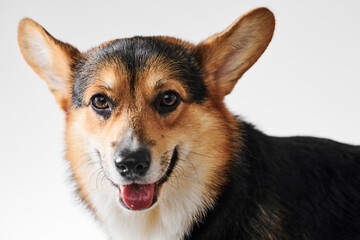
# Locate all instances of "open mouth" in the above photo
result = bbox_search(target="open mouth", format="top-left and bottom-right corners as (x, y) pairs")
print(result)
(118, 147), (179, 211)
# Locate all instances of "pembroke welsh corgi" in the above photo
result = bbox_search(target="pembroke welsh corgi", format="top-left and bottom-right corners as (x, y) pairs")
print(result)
(18, 7), (360, 240)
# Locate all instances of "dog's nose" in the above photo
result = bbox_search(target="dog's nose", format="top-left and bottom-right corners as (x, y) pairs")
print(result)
(115, 149), (151, 178)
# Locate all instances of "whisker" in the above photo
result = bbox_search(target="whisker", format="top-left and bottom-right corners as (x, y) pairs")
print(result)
(89, 166), (101, 186)
(101, 173), (107, 189)
(95, 167), (104, 191)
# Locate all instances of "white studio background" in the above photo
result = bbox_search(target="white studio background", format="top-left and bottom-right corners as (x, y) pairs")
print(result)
(0, 0), (359, 239)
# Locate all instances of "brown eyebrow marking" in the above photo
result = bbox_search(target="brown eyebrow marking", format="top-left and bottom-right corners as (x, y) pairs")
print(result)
(154, 79), (164, 90)
(94, 79), (112, 91)
(84, 80), (115, 104)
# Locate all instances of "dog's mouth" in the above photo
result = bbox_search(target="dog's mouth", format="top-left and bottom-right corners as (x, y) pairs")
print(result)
(117, 147), (179, 211)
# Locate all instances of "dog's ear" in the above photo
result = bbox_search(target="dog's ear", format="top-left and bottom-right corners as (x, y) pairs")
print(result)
(18, 18), (80, 112)
(195, 8), (275, 98)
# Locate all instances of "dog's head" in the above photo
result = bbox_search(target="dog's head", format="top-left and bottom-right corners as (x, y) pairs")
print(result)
(18, 8), (274, 214)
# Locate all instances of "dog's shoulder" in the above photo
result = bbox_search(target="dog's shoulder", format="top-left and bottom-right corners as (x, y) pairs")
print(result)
(187, 120), (360, 240)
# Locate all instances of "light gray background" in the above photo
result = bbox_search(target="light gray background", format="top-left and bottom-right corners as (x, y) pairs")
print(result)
(1, 0), (359, 239)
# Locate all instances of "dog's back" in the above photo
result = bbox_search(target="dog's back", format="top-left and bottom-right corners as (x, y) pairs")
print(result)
(188, 121), (360, 239)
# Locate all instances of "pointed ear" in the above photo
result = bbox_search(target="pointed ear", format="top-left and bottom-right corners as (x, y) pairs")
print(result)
(195, 8), (275, 97)
(18, 18), (80, 112)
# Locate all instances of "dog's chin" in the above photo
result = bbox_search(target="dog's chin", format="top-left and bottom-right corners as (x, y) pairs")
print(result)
(115, 147), (179, 212)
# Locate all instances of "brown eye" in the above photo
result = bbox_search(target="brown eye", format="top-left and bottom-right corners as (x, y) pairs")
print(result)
(154, 90), (181, 116)
(91, 94), (112, 118)
(92, 94), (109, 109)
(162, 92), (178, 106)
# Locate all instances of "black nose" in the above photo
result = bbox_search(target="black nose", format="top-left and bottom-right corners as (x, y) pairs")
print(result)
(115, 148), (151, 178)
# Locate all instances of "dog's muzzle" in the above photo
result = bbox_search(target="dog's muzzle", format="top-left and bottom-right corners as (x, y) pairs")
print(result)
(113, 147), (178, 211)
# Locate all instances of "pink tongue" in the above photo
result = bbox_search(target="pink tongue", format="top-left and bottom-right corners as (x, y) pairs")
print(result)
(120, 183), (155, 210)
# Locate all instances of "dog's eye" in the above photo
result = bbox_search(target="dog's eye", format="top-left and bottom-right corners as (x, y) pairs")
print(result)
(154, 90), (181, 115)
(90, 94), (112, 118)
(162, 92), (178, 107)
(91, 94), (109, 109)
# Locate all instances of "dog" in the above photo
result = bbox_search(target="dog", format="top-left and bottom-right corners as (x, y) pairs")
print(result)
(18, 7), (360, 240)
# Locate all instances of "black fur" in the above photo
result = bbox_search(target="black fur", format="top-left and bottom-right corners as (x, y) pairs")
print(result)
(187, 121), (360, 240)
(72, 37), (207, 107)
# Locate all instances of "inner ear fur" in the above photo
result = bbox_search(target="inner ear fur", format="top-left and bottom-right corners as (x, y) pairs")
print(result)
(195, 7), (275, 98)
(18, 18), (80, 111)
